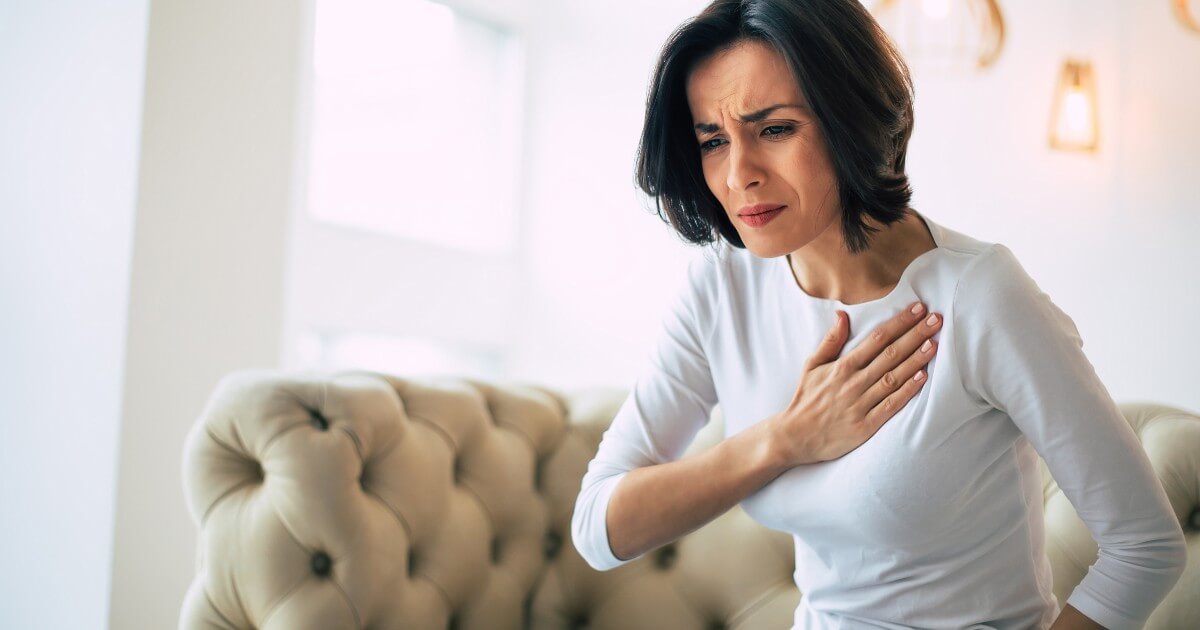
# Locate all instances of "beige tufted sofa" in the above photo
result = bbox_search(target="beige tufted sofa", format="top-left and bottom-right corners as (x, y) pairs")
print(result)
(179, 369), (1200, 630)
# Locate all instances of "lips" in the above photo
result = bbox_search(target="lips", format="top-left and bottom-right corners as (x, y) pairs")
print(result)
(738, 203), (786, 216)
(738, 206), (785, 228)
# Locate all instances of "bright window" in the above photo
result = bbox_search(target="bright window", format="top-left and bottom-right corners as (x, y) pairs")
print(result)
(297, 329), (505, 380)
(306, 0), (523, 254)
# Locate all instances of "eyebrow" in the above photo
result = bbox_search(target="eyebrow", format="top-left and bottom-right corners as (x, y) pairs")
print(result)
(693, 104), (806, 134)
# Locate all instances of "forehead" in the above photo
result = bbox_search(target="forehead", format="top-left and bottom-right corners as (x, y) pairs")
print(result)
(685, 40), (804, 116)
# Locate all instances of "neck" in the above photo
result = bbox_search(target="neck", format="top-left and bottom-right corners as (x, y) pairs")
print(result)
(786, 209), (935, 305)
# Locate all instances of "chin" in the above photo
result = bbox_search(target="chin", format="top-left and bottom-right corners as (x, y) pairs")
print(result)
(737, 235), (791, 259)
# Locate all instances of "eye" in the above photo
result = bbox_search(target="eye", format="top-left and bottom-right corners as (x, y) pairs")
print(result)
(699, 137), (725, 154)
(762, 124), (794, 137)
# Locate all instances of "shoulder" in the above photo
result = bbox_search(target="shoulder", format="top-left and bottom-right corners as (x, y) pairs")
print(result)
(955, 243), (1038, 309)
(920, 217), (1031, 308)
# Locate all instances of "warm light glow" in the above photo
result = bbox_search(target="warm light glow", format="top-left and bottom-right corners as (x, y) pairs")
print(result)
(1062, 91), (1090, 136)
(869, 0), (1006, 72)
(1049, 59), (1100, 152)
(1176, 0), (1200, 33)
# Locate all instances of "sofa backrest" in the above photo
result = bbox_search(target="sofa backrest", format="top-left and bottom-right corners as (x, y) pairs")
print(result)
(179, 369), (1199, 629)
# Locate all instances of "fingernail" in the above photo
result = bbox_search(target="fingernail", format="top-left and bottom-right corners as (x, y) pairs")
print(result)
(910, 302), (925, 316)
(914, 370), (926, 382)
(926, 314), (939, 327)
(921, 339), (932, 352)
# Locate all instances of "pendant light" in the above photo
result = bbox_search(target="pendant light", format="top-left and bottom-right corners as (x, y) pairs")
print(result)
(869, 0), (1006, 72)
(1048, 59), (1099, 152)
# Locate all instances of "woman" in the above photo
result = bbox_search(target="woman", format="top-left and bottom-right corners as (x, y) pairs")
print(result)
(571, 1), (1186, 629)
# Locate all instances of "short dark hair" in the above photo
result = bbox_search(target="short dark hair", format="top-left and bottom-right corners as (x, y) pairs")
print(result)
(634, 0), (915, 254)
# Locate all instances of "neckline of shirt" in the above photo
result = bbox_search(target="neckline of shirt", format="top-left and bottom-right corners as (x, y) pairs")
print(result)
(776, 210), (944, 313)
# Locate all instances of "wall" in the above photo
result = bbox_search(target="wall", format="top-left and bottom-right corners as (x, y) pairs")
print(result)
(510, 0), (1200, 413)
(0, 1), (149, 628)
(106, 1), (302, 628)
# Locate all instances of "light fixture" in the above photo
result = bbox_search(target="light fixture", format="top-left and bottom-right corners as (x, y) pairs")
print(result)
(1176, 0), (1200, 33)
(1048, 59), (1099, 152)
(868, 0), (1006, 72)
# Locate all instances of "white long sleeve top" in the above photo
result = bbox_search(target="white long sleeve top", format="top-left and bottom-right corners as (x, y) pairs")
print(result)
(571, 212), (1186, 630)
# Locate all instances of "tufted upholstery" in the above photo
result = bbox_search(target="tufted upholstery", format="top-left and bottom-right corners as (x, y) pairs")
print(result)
(179, 369), (1200, 629)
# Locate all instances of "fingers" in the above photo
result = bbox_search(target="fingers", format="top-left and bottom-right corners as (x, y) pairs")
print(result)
(855, 307), (943, 395)
(804, 310), (848, 371)
(863, 361), (930, 430)
(841, 300), (931, 370)
(859, 333), (937, 414)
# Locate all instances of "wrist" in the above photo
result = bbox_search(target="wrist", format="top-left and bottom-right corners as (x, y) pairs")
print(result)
(759, 413), (800, 474)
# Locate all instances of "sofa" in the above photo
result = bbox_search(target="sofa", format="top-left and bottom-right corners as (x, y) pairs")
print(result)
(179, 369), (1200, 629)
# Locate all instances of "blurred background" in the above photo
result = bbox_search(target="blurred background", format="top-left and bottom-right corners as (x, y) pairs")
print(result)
(1, 0), (1197, 628)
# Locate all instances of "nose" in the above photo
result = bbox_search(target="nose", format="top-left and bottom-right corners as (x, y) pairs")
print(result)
(725, 140), (764, 191)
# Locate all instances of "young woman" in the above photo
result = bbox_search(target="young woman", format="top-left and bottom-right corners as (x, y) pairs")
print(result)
(572, 1), (1186, 629)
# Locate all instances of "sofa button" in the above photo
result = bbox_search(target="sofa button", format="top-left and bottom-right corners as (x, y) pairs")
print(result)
(311, 551), (332, 577)
(1190, 507), (1200, 530)
(310, 410), (329, 431)
(543, 532), (562, 559)
(654, 544), (677, 570)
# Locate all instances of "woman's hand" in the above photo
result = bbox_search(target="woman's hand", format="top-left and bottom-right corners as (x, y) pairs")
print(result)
(769, 302), (943, 467)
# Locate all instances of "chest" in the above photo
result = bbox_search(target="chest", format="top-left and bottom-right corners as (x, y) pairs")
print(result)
(709, 297), (1013, 549)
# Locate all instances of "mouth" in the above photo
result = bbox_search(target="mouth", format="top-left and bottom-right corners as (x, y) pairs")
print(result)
(738, 204), (787, 216)
(737, 205), (786, 228)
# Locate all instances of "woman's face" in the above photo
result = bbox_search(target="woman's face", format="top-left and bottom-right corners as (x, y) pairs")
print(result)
(686, 39), (840, 257)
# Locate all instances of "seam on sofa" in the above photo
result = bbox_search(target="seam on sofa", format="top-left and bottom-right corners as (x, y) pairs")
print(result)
(457, 478), (499, 536)
(257, 421), (308, 462)
(340, 425), (366, 463)
(329, 575), (364, 630)
(200, 478), (259, 527)
(205, 424), (246, 458)
(727, 578), (796, 628)
(420, 576), (455, 619)
(255, 572), (309, 630)
(203, 586), (242, 630)
(363, 488), (413, 541)
(494, 422), (538, 460)
(408, 413), (458, 452)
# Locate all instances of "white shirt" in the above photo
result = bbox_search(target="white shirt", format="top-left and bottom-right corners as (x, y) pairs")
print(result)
(571, 212), (1186, 630)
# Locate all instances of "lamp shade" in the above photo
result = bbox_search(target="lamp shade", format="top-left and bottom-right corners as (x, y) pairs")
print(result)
(869, 0), (1006, 72)
(1048, 59), (1099, 152)
(1177, 0), (1200, 33)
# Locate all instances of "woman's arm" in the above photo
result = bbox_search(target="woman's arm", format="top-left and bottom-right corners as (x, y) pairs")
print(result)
(603, 408), (788, 561)
(953, 244), (1187, 630)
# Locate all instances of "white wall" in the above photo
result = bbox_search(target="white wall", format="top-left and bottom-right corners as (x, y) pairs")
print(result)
(0, 1), (148, 629)
(509, 0), (714, 389)
(510, 0), (1200, 414)
(106, 1), (302, 628)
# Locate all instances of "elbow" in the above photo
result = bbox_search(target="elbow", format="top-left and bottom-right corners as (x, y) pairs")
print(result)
(570, 475), (628, 572)
(1122, 521), (1189, 585)
(1164, 524), (1189, 580)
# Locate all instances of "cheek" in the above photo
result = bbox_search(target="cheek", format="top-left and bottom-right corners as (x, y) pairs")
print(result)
(700, 162), (724, 199)
(793, 139), (836, 186)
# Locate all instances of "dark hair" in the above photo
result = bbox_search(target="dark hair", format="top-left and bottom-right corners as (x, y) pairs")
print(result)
(634, 0), (915, 254)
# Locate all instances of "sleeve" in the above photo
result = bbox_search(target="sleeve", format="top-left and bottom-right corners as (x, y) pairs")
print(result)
(570, 253), (721, 571)
(952, 244), (1187, 630)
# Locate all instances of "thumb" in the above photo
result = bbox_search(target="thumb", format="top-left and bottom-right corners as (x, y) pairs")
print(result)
(806, 311), (848, 369)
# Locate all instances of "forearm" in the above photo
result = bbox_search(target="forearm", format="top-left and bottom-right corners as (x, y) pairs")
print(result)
(605, 414), (789, 561)
(1050, 603), (1106, 630)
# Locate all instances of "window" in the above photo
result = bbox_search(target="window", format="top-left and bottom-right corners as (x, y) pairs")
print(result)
(306, 0), (524, 254)
(297, 329), (505, 380)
